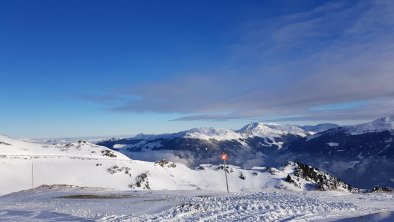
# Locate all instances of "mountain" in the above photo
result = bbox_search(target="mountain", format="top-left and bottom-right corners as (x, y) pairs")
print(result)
(96, 117), (394, 188)
(344, 116), (394, 135)
(300, 123), (339, 134)
(1, 133), (350, 195)
(97, 123), (309, 167)
(283, 161), (355, 191)
(284, 116), (394, 188)
(237, 123), (307, 138)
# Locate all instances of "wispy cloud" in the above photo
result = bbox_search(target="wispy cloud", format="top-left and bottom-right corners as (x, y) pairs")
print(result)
(310, 101), (368, 112)
(82, 0), (394, 122)
(77, 94), (123, 103)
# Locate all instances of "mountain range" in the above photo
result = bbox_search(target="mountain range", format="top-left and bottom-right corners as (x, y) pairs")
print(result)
(97, 116), (394, 188)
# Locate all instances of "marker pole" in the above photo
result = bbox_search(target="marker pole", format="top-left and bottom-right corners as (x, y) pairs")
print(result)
(223, 159), (229, 193)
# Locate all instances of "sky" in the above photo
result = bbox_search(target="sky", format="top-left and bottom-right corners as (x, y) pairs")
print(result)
(1, 0), (394, 138)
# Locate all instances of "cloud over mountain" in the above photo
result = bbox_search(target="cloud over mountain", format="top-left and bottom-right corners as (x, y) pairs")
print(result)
(83, 0), (394, 123)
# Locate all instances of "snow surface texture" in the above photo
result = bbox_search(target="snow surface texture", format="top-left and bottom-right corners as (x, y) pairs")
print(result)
(0, 185), (393, 221)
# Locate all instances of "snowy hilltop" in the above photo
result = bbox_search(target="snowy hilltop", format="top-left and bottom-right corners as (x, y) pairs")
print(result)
(237, 122), (308, 138)
(344, 116), (394, 135)
(0, 134), (127, 158)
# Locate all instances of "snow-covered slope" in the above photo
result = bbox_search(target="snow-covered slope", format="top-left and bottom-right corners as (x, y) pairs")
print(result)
(237, 123), (307, 138)
(183, 127), (243, 141)
(2, 186), (394, 222)
(301, 123), (339, 134)
(0, 134), (132, 194)
(134, 127), (243, 141)
(1, 134), (352, 195)
(134, 127), (243, 142)
(344, 116), (394, 135)
(0, 134), (127, 158)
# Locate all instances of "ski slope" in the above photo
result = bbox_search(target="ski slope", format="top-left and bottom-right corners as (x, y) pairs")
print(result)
(0, 185), (393, 221)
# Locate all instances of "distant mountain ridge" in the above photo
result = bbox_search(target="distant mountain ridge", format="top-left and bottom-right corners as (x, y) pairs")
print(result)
(97, 122), (312, 169)
(300, 123), (339, 134)
(130, 123), (309, 142)
(99, 122), (310, 151)
(237, 122), (308, 138)
(285, 116), (394, 188)
(97, 116), (394, 188)
(344, 116), (394, 135)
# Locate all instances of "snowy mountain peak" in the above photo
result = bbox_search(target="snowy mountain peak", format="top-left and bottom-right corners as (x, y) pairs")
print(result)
(373, 116), (394, 124)
(183, 127), (242, 141)
(133, 127), (242, 141)
(237, 122), (307, 138)
(345, 115), (394, 135)
(127, 123), (309, 143)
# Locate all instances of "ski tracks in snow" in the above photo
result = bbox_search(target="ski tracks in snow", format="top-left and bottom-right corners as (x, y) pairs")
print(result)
(102, 192), (357, 222)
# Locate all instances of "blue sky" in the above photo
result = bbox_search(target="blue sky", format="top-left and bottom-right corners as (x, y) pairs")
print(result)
(1, 0), (394, 138)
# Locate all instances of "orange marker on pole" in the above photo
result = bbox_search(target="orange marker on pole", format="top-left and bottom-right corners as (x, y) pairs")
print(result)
(221, 152), (230, 193)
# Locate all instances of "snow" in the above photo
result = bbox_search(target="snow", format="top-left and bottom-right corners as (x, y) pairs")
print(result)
(1, 134), (357, 197)
(345, 116), (394, 135)
(302, 116), (394, 142)
(0, 134), (323, 195)
(131, 127), (243, 142)
(0, 134), (128, 159)
(1, 134), (394, 221)
(306, 133), (324, 141)
(327, 142), (339, 147)
(183, 127), (243, 141)
(0, 186), (393, 222)
(126, 123), (308, 144)
(237, 122), (308, 138)
(134, 127), (244, 141)
(301, 124), (339, 134)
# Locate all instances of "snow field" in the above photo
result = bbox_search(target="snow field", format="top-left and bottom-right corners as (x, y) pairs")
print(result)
(134, 192), (356, 222)
(1, 186), (392, 222)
